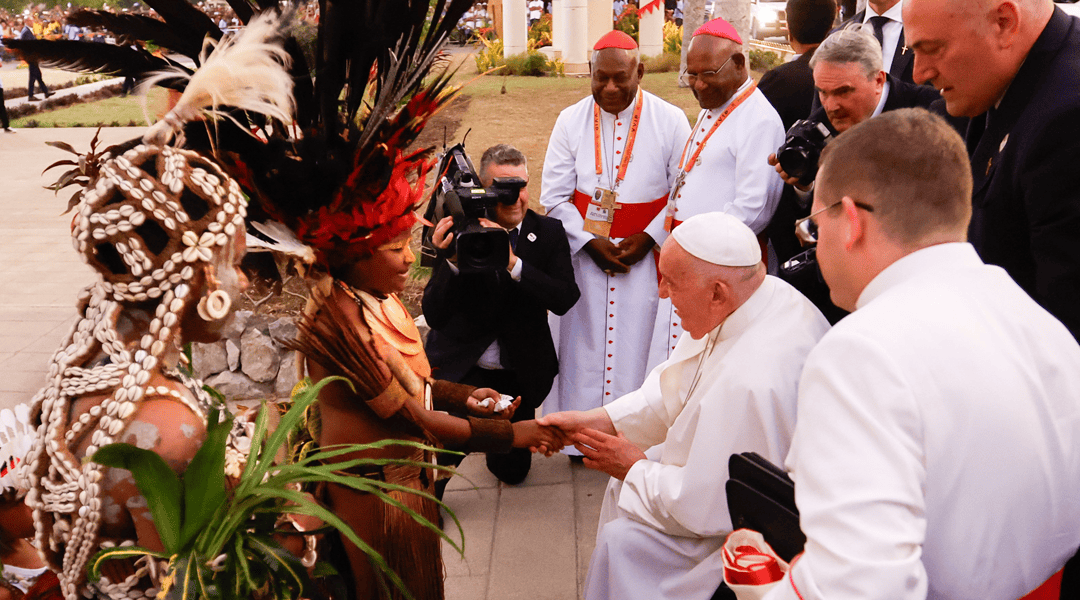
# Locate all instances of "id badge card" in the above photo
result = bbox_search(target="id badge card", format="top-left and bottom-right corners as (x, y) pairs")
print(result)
(583, 188), (618, 238)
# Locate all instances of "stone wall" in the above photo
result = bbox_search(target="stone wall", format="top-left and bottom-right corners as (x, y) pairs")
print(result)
(191, 312), (432, 403)
(191, 311), (300, 401)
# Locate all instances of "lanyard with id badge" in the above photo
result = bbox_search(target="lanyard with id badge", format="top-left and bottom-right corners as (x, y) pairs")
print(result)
(664, 82), (757, 231)
(585, 88), (643, 239)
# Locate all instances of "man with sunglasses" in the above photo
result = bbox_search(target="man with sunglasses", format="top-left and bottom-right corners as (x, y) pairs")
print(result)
(425, 144), (581, 485)
(648, 18), (786, 370)
(762, 109), (1080, 600)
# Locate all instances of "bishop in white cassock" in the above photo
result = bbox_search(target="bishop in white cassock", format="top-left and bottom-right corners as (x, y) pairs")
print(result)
(764, 110), (1080, 600)
(648, 18), (786, 370)
(540, 31), (690, 435)
(537, 212), (828, 600)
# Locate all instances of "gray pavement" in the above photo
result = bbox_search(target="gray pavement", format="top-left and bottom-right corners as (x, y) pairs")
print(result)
(0, 126), (607, 599)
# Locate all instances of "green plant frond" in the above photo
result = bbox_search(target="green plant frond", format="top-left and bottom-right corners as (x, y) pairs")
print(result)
(192, 555), (223, 600)
(263, 454), (457, 485)
(87, 547), (170, 581)
(244, 536), (311, 597)
(235, 400), (272, 495)
(244, 488), (417, 599)
(160, 554), (198, 600)
(231, 535), (255, 595)
(264, 478), (463, 556)
(91, 444), (183, 553)
(180, 408), (233, 550)
(238, 377), (349, 496)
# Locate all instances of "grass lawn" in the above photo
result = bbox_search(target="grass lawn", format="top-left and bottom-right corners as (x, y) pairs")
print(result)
(442, 67), (739, 212)
(12, 87), (170, 128)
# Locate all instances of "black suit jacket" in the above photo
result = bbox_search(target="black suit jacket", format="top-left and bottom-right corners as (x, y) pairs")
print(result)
(758, 48), (817, 131)
(965, 7), (1080, 341)
(422, 210), (580, 404)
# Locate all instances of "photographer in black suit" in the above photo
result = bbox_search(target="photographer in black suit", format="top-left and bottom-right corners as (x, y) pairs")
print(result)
(423, 144), (580, 485)
(766, 26), (939, 322)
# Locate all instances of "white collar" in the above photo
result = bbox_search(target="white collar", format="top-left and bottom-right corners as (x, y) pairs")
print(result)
(872, 80), (891, 118)
(865, 1), (903, 23)
(855, 243), (981, 309)
(600, 89), (640, 119)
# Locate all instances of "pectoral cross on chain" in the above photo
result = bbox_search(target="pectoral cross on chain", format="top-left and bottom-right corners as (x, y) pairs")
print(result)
(599, 189), (621, 221)
(670, 170), (688, 203)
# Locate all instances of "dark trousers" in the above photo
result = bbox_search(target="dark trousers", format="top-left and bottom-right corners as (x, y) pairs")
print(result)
(0, 95), (8, 129)
(27, 63), (48, 98)
(442, 365), (540, 487)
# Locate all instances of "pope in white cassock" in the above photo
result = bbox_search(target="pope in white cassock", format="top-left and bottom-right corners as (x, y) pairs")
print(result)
(537, 212), (829, 600)
(540, 30), (691, 445)
(762, 110), (1080, 600)
(648, 18), (786, 370)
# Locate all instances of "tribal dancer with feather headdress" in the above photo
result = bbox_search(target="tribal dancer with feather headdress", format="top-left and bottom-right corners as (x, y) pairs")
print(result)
(228, 4), (561, 598)
(9, 2), (558, 598)
(15, 13), (295, 600)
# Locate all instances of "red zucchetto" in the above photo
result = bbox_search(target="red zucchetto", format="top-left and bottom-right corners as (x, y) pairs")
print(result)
(593, 30), (638, 50)
(693, 18), (743, 45)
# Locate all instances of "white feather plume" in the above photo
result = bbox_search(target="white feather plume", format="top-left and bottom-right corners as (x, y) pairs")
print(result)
(0, 404), (35, 492)
(248, 220), (316, 268)
(142, 11), (295, 146)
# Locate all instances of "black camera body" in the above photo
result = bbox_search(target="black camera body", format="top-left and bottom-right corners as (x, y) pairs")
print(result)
(776, 120), (834, 187)
(423, 144), (527, 273)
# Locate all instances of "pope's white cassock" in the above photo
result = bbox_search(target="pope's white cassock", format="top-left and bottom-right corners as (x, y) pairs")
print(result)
(764, 243), (1080, 600)
(540, 90), (690, 432)
(584, 276), (829, 600)
(648, 77), (786, 370)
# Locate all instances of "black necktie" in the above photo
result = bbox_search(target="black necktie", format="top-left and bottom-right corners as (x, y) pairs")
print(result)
(508, 228), (519, 250)
(868, 16), (890, 50)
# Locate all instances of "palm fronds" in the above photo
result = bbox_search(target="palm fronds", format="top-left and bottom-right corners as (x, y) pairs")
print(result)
(88, 377), (463, 600)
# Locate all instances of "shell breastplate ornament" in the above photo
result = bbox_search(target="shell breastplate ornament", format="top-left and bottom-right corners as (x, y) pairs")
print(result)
(23, 143), (246, 600)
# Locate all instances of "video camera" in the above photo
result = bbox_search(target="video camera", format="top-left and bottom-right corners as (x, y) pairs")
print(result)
(422, 144), (527, 273)
(776, 120), (833, 187)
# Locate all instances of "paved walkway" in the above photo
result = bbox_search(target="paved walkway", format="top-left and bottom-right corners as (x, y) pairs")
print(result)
(0, 126), (607, 599)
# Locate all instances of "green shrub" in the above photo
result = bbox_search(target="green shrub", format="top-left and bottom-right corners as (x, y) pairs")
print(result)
(749, 49), (782, 72)
(615, 5), (640, 40)
(663, 21), (682, 55)
(643, 52), (681, 73)
(529, 13), (553, 47)
(503, 51), (553, 76)
(475, 36), (505, 73)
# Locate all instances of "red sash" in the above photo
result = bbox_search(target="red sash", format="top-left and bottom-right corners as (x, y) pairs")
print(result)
(572, 191), (668, 239)
(1019, 568), (1063, 600)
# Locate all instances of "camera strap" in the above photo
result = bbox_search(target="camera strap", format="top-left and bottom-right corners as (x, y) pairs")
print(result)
(665, 82), (757, 232)
(593, 87), (644, 190)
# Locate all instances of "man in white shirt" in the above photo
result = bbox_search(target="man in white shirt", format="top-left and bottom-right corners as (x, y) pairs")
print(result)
(649, 17), (785, 368)
(763, 109), (1080, 600)
(539, 31), (690, 448)
(840, 0), (914, 84)
(538, 212), (829, 600)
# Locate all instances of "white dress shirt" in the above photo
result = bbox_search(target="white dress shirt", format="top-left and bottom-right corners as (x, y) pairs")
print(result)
(765, 243), (1080, 600)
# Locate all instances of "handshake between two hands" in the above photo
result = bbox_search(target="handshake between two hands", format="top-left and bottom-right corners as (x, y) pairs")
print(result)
(466, 391), (646, 480)
(514, 411), (647, 481)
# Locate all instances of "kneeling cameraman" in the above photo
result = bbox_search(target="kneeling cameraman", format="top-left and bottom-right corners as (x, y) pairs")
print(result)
(423, 144), (580, 486)
(766, 25), (938, 321)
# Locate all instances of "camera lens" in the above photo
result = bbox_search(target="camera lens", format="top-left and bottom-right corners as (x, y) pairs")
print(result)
(460, 233), (495, 262)
(777, 146), (812, 180)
